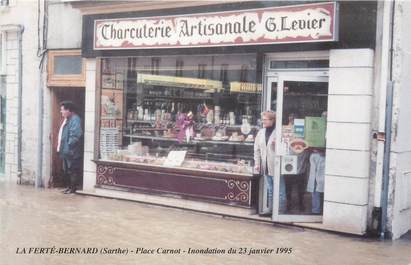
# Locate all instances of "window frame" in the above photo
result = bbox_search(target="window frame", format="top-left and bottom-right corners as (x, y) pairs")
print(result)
(0, 0), (9, 6)
(47, 50), (85, 87)
(0, 31), (6, 75)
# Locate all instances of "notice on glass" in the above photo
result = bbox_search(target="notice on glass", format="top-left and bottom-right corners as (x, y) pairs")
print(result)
(294, 119), (305, 138)
(163, 151), (187, 167)
(304, 117), (326, 148)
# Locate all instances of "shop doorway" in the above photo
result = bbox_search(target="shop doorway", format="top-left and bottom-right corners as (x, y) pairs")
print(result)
(49, 87), (85, 188)
(264, 72), (328, 223)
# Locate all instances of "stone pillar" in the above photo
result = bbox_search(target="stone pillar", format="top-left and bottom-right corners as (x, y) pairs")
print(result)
(82, 58), (97, 191)
(323, 49), (374, 234)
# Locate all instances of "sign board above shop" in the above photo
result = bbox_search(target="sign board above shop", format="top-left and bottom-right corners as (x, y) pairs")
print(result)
(94, 2), (338, 50)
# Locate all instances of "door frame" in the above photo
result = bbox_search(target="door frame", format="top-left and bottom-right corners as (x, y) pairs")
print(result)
(264, 71), (329, 223)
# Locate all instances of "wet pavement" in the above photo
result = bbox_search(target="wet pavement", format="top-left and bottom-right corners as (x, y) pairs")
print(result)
(0, 183), (410, 265)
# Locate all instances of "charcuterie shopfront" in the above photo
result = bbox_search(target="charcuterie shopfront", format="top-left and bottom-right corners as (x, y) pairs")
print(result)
(79, 1), (377, 235)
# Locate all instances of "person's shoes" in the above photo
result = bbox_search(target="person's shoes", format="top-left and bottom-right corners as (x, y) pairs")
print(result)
(63, 188), (76, 194)
(62, 187), (71, 193)
(259, 212), (272, 217)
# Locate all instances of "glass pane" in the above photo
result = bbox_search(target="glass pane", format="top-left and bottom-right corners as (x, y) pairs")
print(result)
(54, 55), (82, 75)
(0, 34), (3, 174)
(280, 80), (328, 215)
(0, 96), (5, 174)
(270, 81), (277, 111)
(270, 60), (329, 69)
(257, 81), (278, 214)
(99, 54), (261, 175)
(0, 34), (3, 73)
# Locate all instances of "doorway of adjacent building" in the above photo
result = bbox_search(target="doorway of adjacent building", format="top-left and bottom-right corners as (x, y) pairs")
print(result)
(50, 87), (85, 188)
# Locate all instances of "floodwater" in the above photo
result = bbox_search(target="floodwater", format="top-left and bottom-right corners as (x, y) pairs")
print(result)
(0, 183), (410, 265)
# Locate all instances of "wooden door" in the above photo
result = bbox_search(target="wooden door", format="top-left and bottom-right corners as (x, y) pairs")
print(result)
(49, 87), (85, 188)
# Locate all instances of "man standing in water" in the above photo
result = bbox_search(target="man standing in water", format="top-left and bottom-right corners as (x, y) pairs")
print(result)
(57, 101), (83, 194)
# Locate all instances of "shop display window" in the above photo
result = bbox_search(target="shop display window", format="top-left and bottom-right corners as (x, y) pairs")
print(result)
(98, 54), (261, 175)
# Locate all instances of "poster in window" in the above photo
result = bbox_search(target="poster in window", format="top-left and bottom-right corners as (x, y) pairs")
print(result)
(102, 74), (115, 89)
(304, 117), (326, 148)
(100, 119), (116, 128)
(115, 72), (124, 90)
(101, 89), (123, 119)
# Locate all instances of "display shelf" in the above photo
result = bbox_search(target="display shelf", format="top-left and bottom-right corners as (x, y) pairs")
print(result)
(143, 95), (213, 100)
(285, 93), (328, 97)
(126, 120), (153, 124)
(97, 159), (253, 177)
(229, 91), (261, 95)
(130, 128), (168, 131)
(224, 124), (259, 130)
(123, 134), (254, 146)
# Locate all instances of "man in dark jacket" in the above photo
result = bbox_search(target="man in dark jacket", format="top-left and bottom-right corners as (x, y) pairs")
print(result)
(57, 101), (83, 194)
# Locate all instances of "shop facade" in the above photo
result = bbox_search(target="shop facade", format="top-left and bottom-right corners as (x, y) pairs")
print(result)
(1, 0), (410, 239)
(76, 0), (381, 236)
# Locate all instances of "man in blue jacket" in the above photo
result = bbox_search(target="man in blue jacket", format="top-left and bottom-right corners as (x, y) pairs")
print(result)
(57, 101), (83, 194)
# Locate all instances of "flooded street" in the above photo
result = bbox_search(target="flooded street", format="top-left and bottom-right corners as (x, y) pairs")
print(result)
(0, 183), (410, 265)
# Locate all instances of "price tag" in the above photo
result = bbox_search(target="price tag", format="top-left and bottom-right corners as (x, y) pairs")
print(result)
(163, 151), (187, 167)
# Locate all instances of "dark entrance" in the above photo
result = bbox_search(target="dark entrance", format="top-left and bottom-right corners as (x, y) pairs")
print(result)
(49, 87), (85, 188)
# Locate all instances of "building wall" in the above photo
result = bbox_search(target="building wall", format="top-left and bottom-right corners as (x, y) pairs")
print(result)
(47, 2), (82, 49)
(367, 1), (384, 234)
(0, 0), (41, 183)
(83, 58), (97, 191)
(0, 0), (82, 185)
(388, 0), (411, 240)
(2, 29), (19, 182)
